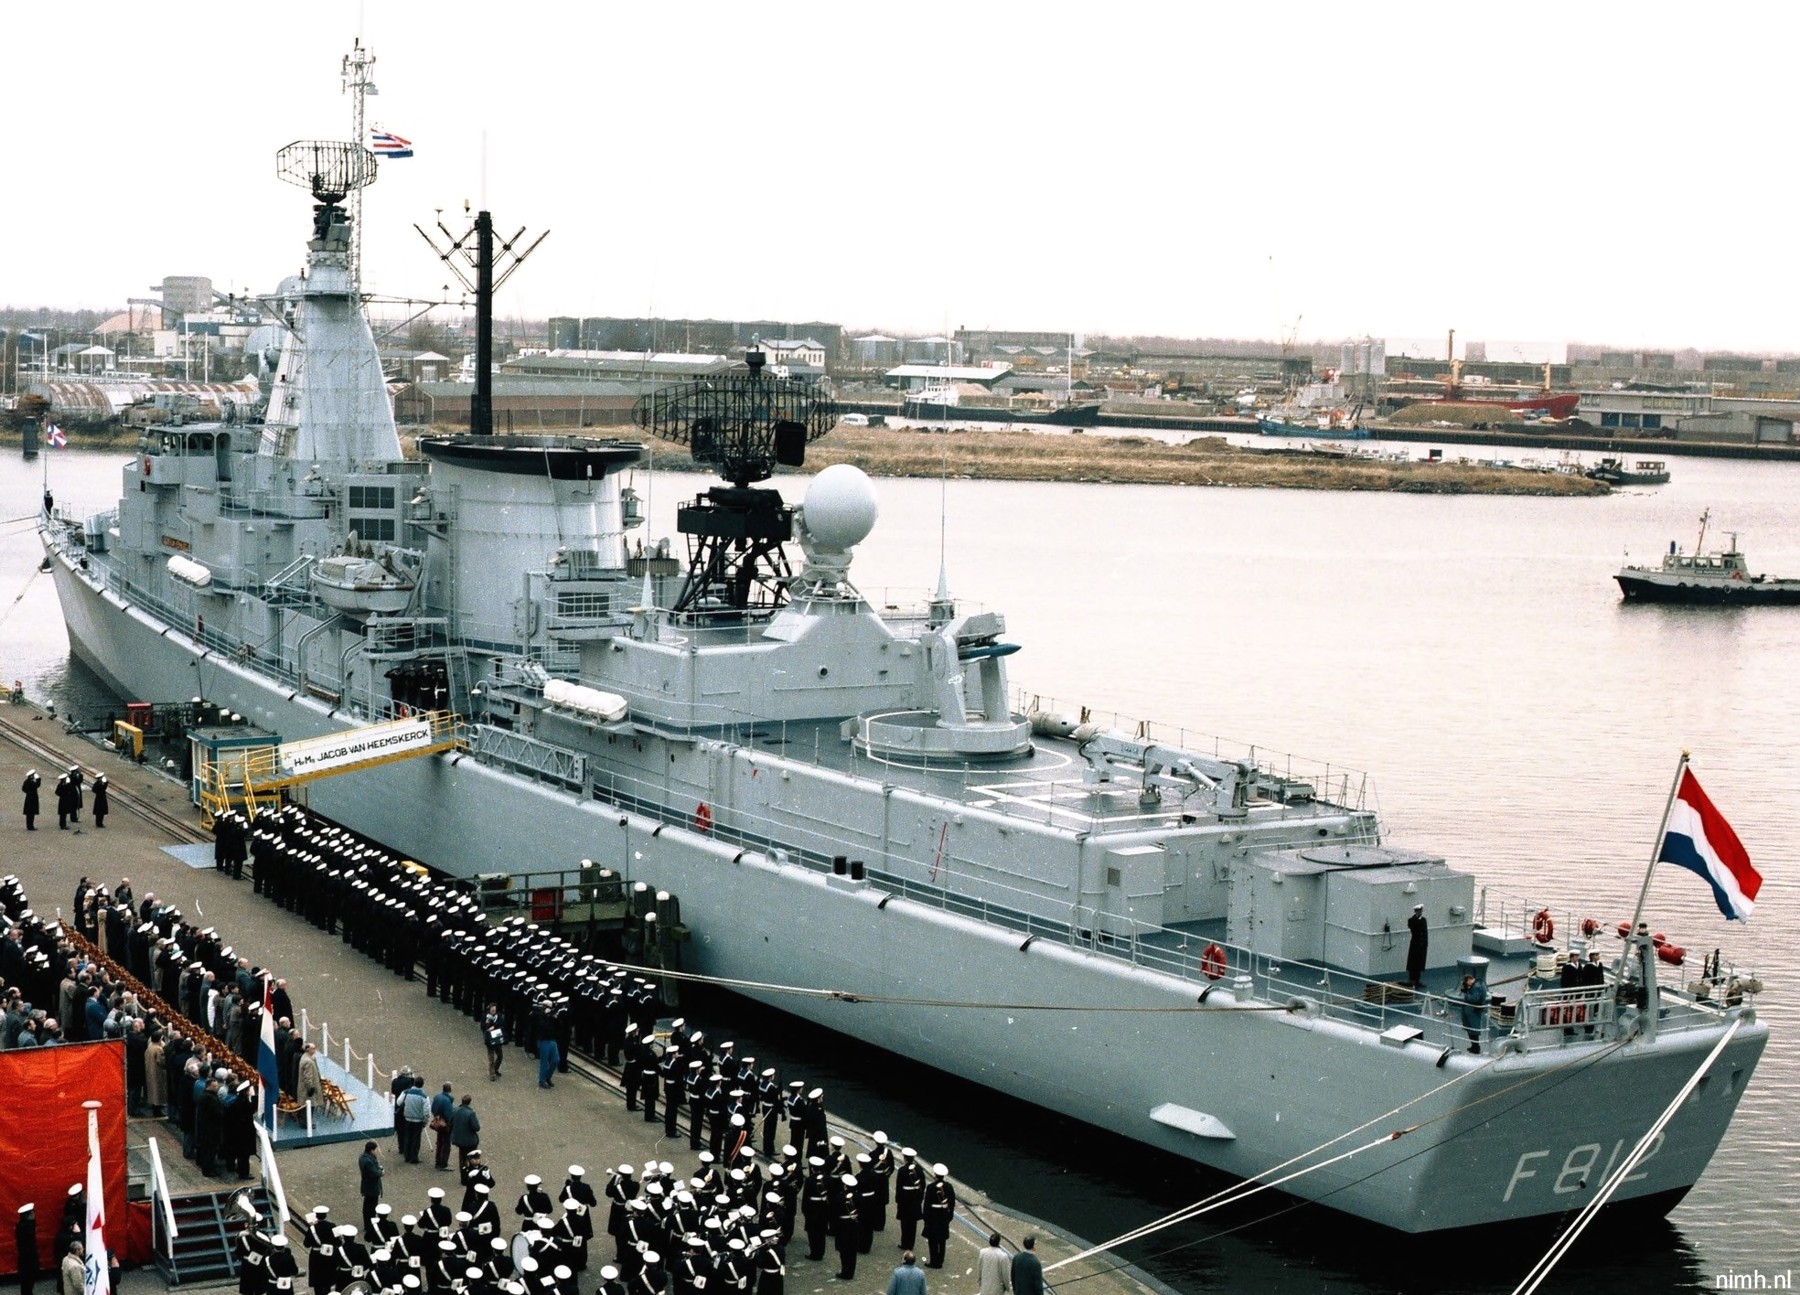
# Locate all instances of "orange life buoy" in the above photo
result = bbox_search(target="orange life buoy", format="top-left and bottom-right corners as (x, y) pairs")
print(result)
(694, 802), (713, 833)
(1532, 908), (1555, 943)
(1732, 570), (1745, 581)
(1580, 917), (1600, 938)
(1200, 943), (1227, 981)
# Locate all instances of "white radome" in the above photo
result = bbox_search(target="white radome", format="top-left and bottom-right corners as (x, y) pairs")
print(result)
(801, 464), (878, 552)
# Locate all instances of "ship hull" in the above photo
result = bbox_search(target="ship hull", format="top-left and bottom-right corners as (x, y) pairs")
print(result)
(900, 399), (1102, 427)
(43, 538), (1768, 1234)
(1617, 571), (1800, 604)
(1256, 416), (1372, 440)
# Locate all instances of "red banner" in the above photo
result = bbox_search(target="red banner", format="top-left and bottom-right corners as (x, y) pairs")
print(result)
(0, 1041), (129, 1276)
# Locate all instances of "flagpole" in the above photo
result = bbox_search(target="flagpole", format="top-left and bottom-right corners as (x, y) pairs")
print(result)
(82, 1099), (110, 1295)
(1618, 750), (1690, 975)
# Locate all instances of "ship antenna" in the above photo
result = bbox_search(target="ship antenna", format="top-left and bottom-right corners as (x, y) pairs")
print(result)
(340, 37), (379, 290)
(930, 451), (953, 625)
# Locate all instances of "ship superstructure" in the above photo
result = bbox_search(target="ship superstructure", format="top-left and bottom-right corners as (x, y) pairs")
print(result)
(40, 129), (1766, 1236)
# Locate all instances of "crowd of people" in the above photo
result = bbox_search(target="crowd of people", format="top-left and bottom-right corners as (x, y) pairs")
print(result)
(216, 804), (1005, 1294)
(2, 793), (1046, 1295)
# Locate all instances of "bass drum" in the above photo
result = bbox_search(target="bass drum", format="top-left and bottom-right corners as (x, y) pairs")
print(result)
(511, 1233), (533, 1270)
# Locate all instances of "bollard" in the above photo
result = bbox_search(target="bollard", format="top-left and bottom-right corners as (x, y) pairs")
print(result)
(367, 1054), (375, 1091)
(343, 1038), (352, 1072)
(305, 1100), (314, 1139)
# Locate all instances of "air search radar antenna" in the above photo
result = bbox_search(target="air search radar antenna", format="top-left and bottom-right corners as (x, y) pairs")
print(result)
(275, 140), (377, 256)
(632, 346), (838, 619)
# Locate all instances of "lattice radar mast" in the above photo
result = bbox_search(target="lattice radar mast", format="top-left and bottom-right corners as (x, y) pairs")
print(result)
(632, 348), (838, 618)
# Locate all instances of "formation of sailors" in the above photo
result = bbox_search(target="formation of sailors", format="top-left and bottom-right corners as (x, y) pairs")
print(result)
(213, 803), (967, 1288)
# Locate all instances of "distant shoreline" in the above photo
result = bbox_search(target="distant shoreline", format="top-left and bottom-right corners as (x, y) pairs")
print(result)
(49, 421), (1610, 495)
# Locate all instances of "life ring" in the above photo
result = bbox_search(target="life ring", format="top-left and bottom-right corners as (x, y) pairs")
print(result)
(1732, 570), (1745, 581)
(1200, 943), (1227, 981)
(1580, 917), (1600, 938)
(694, 802), (713, 833)
(1532, 908), (1555, 944)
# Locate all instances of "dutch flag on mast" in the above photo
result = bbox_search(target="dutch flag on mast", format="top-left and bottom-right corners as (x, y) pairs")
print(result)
(1658, 767), (1762, 921)
(370, 128), (413, 159)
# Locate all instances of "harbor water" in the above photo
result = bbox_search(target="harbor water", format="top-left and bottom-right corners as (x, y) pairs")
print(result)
(4, 442), (1795, 1293)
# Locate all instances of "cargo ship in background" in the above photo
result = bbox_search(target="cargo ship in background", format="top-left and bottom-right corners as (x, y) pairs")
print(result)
(33, 51), (1769, 1241)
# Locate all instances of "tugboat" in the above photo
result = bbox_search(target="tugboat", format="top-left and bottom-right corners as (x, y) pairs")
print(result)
(1617, 510), (1800, 604)
(32, 44), (1769, 1237)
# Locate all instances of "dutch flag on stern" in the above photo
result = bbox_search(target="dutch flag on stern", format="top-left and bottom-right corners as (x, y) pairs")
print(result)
(1658, 768), (1762, 921)
(370, 128), (413, 159)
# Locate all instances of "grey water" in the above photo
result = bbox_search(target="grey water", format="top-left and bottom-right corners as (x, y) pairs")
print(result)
(5, 443), (1795, 1293)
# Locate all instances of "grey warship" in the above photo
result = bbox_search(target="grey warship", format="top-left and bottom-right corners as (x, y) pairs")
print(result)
(39, 137), (1767, 1236)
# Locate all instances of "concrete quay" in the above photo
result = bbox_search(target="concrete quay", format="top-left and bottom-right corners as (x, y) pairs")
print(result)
(0, 700), (1174, 1295)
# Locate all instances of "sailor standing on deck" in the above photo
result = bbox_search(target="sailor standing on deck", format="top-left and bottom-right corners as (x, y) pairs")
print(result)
(1459, 974), (1487, 1054)
(20, 771), (41, 830)
(1406, 904), (1428, 989)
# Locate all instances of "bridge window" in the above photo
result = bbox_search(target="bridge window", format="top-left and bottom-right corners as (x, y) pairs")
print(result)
(556, 590), (613, 618)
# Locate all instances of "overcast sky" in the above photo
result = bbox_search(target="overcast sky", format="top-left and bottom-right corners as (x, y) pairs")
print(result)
(9, 2), (1797, 353)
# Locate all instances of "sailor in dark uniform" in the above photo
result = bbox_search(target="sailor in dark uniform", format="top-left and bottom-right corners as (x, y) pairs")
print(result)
(920, 1165), (956, 1269)
(515, 1176), (553, 1222)
(800, 1158), (830, 1262)
(266, 1235), (300, 1295)
(892, 1149), (925, 1252)
(832, 1175), (860, 1281)
(1406, 904), (1428, 989)
(20, 771), (41, 830)
(559, 1167), (597, 1271)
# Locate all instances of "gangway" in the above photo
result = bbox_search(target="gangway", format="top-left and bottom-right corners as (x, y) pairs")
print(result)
(197, 710), (465, 825)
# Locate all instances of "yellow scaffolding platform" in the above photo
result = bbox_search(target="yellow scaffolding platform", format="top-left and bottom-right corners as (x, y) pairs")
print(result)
(197, 710), (466, 827)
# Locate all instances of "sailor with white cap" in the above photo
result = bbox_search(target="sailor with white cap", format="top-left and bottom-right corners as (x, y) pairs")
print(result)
(865, 1131), (895, 1237)
(266, 1233), (300, 1294)
(604, 1166), (637, 1266)
(1406, 902), (1429, 990)
(893, 1149), (925, 1252)
(560, 1166), (597, 1269)
(920, 1164), (956, 1269)
(833, 1174), (862, 1280)
(20, 769), (41, 830)
(516, 1175), (552, 1221)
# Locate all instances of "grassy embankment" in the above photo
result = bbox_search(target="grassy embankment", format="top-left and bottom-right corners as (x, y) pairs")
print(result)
(79, 416), (1607, 496)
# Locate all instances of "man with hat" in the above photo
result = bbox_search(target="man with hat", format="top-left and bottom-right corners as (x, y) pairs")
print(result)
(516, 1176), (552, 1221)
(19, 770), (41, 830)
(920, 1166), (956, 1269)
(559, 1167), (597, 1271)
(1406, 903), (1428, 990)
(893, 1150), (925, 1253)
(604, 1166), (637, 1265)
(16, 1202), (38, 1295)
(832, 1174), (862, 1281)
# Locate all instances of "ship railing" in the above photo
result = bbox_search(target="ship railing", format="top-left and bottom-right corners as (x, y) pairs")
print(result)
(1504, 985), (1617, 1050)
(1014, 687), (1374, 812)
(516, 761), (1754, 1053)
(80, 557), (306, 691)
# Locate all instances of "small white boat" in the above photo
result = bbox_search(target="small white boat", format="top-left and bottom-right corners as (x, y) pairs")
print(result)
(311, 551), (415, 617)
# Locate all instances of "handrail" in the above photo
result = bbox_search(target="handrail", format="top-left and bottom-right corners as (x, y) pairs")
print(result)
(147, 1135), (179, 1241)
(253, 1120), (289, 1227)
